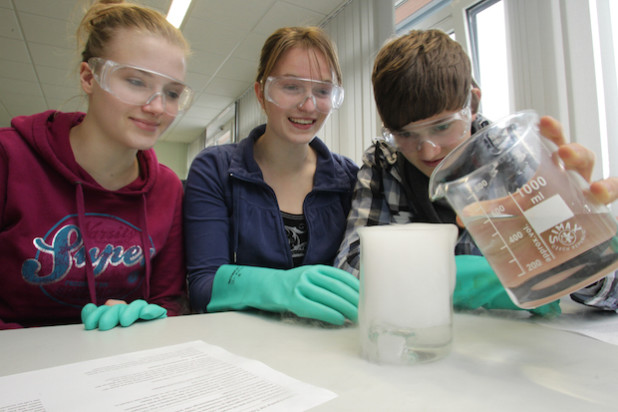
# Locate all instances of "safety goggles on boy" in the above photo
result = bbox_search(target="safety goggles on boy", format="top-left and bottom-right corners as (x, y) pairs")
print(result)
(382, 106), (472, 152)
(263, 76), (344, 114)
(88, 57), (194, 116)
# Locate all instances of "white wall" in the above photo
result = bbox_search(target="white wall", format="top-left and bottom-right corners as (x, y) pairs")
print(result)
(154, 141), (189, 179)
(320, 0), (394, 164)
(237, 86), (266, 142)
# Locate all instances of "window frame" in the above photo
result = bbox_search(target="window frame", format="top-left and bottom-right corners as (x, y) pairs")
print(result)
(465, 0), (502, 90)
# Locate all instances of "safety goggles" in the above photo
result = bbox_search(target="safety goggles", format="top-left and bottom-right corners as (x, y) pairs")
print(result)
(263, 76), (344, 114)
(88, 57), (194, 116)
(382, 106), (472, 152)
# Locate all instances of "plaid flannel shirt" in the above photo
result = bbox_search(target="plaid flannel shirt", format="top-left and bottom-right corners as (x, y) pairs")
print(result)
(334, 115), (618, 311)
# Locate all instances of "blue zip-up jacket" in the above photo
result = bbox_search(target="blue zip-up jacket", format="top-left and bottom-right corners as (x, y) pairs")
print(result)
(184, 124), (358, 312)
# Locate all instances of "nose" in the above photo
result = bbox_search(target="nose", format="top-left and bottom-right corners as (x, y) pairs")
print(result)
(297, 94), (317, 112)
(416, 138), (440, 154)
(143, 92), (166, 114)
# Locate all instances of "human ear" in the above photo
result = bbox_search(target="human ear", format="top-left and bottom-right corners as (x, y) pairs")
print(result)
(470, 87), (482, 120)
(79, 61), (95, 95)
(254, 81), (266, 110)
(471, 87), (481, 100)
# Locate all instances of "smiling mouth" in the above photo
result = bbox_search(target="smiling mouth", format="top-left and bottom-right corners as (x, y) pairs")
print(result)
(424, 158), (443, 167)
(132, 117), (160, 131)
(289, 117), (315, 125)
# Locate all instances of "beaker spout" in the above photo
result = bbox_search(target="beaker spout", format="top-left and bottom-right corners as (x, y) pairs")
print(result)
(428, 181), (446, 201)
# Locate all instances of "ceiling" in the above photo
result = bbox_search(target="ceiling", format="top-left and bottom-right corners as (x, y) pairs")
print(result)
(0, 0), (349, 144)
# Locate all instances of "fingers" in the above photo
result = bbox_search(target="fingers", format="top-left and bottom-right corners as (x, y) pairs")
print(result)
(291, 293), (349, 325)
(98, 304), (122, 331)
(117, 300), (166, 326)
(538, 116), (565, 146)
(82, 303), (123, 331)
(590, 177), (618, 205)
(81, 303), (103, 330)
(539, 115), (596, 182)
(104, 299), (127, 306)
(557, 143), (595, 182)
(294, 284), (357, 325)
(314, 265), (360, 291)
(82, 300), (167, 330)
(299, 282), (359, 323)
(291, 267), (360, 324)
(139, 304), (167, 320)
(119, 300), (147, 327)
(537, 116), (617, 205)
(306, 268), (360, 307)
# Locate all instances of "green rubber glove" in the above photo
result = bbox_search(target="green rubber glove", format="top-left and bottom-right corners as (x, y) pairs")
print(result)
(454, 255), (561, 317)
(207, 264), (359, 325)
(81, 299), (167, 331)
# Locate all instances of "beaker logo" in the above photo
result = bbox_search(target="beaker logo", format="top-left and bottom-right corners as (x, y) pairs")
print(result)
(548, 221), (585, 251)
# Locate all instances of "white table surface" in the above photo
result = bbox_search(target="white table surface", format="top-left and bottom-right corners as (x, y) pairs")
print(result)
(1, 304), (617, 412)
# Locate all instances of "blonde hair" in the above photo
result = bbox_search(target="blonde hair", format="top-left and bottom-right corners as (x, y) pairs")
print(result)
(76, 0), (190, 62)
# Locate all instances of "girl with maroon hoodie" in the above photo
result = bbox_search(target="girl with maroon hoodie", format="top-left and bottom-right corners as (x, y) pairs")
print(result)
(0, 0), (193, 330)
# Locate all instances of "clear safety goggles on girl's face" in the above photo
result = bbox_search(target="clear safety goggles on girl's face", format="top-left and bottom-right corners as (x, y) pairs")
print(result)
(88, 57), (194, 116)
(382, 106), (472, 152)
(263, 76), (344, 114)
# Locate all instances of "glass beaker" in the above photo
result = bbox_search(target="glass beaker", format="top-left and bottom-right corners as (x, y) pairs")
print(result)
(428, 110), (618, 309)
(358, 223), (458, 365)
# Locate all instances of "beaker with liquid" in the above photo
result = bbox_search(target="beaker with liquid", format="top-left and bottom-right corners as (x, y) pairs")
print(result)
(428, 110), (618, 308)
(358, 223), (458, 365)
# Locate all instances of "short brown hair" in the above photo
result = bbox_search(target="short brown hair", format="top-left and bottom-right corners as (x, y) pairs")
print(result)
(372, 29), (471, 131)
(256, 26), (342, 86)
(76, 0), (190, 62)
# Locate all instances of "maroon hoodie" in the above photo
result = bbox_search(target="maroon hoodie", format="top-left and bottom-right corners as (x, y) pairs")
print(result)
(0, 111), (187, 329)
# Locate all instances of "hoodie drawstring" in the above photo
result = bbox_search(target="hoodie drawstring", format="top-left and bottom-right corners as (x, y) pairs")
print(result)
(75, 182), (98, 304)
(140, 193), (152, 299)
(74, 184), (153, 305)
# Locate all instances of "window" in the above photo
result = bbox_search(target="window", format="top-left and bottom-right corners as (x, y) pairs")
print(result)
(612, 2), (618, 77)
(395, 0), (450, 32)
(466, 0), (509, 121)
(395, 0), (510, 120)
(593, 0), (618, 183)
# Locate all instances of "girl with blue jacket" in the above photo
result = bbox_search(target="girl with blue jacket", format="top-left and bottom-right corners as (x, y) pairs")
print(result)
(184, 27), (359, 325)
